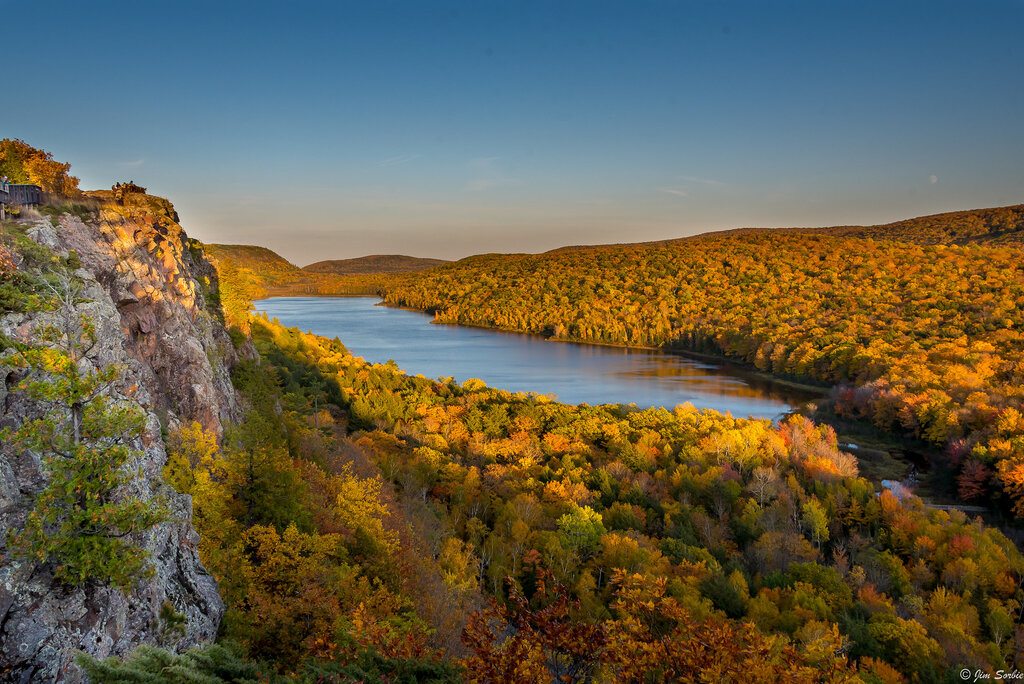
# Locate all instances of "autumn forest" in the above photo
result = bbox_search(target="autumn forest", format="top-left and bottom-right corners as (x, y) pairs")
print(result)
(4, 139), (1024, 682)
(185, 195), (1024, 682)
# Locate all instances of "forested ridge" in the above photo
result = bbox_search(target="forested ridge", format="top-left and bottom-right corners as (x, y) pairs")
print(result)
(804, 204), (1024, 246)
(380, 230), (1024, 520)
(202, 244), (421, 299)
(547, 203), (1024, 252)
(304, 254), (450, 275)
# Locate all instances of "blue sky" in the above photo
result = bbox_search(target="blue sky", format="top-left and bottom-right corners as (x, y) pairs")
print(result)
(3, 0), (1022, 263)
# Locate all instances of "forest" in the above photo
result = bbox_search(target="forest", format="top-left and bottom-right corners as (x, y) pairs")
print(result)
(89, 225), (1024, 679)
(6, 138), (1024, 681)
(90, 301), (1024, 681)
(378, 232), (1024, 520)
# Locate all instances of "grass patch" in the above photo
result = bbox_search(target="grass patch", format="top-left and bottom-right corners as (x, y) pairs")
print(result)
(0, 220), (79, 313)
(37, 196), (102, 225)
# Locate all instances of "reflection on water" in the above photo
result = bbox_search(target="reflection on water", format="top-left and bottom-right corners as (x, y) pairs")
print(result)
(619, 363), (768, 397)
(254, 297), (822, 421)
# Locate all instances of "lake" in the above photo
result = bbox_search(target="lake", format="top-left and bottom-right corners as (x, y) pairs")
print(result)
(254, 297), (822, 421)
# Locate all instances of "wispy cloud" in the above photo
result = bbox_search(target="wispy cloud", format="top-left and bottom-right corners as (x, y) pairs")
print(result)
(678, 175), (725, 187)
(118, 159), (144, 168)
(659, 174), (726, 197)
(376, 154), (419, 168)
(465, 157), (519, 192)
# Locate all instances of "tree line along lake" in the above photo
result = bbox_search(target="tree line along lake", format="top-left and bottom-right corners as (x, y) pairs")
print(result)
(254, 296), (824, 422)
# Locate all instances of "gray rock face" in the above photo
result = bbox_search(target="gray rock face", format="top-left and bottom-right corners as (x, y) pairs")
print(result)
(0, 202), (239, 682)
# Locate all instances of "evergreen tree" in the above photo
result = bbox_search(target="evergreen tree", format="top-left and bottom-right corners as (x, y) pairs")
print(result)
(2, 272), (166, 589)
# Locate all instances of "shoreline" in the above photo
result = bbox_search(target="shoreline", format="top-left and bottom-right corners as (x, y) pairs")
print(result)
(253, 296), (927, 450)
(250, 294), (989, 513)
(422, 310), (832, 397)
(256, 293), (834, 398)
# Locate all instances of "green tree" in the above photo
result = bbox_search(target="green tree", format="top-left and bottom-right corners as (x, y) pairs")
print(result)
(801, 499), (829, 551)
(223, 411), (308, 530)
(3, 274), (166, 588)
(557, 505), (607, 559)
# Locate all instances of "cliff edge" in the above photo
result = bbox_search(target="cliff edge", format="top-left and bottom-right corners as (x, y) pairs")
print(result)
(0, 196), (239, 682)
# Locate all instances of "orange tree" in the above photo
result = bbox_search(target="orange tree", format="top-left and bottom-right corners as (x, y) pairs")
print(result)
(0, 138), (80, 195)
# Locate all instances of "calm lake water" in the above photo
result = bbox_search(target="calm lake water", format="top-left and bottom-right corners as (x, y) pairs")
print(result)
(254, 297), (822, 421)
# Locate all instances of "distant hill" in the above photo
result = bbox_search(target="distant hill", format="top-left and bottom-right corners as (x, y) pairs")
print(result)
(549, 203), (1024, 253)
(303, 254), (449, 275)
(203, 202), (1023, 299)
(203, 244), (301, 276)
(802, 203), (1024, 245)
(201, 243), (407, 298)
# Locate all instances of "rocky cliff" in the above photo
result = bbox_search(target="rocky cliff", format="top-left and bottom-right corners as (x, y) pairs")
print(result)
(0, 196), (240, 682)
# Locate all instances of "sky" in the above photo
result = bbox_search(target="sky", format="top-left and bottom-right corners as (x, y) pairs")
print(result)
(3, 0), (1022, 264)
